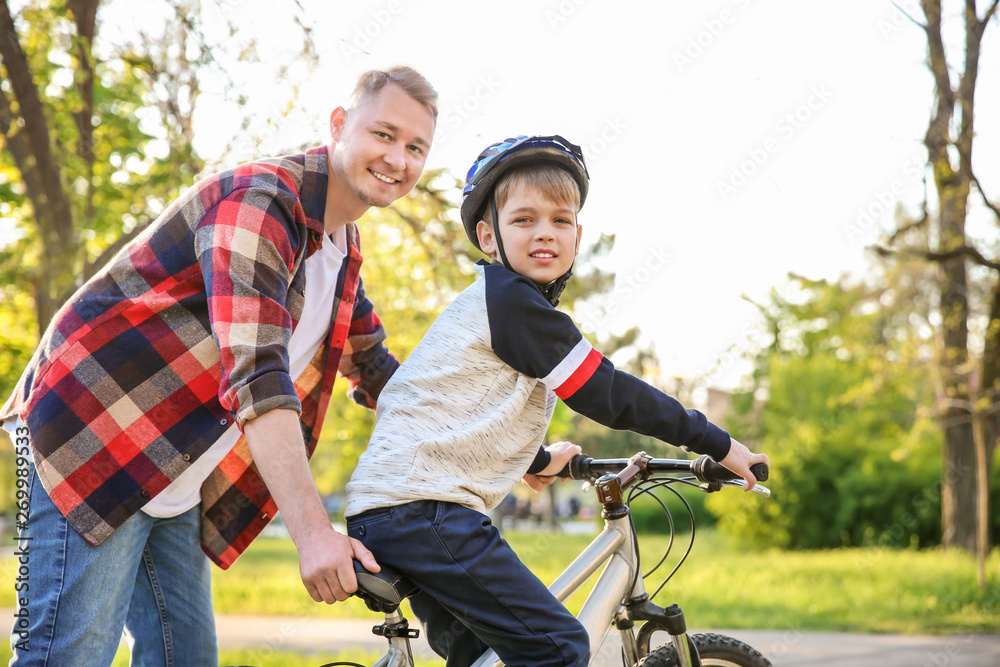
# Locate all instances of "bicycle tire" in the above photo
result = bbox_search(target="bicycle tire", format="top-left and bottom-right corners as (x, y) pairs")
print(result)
(638, 632), (772, 667)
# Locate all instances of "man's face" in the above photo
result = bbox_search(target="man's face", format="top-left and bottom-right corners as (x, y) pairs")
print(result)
(329, 83), (435, 209)
(477, 184), (582, 285)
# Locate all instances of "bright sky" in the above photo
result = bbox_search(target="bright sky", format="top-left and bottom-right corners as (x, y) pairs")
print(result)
(123, 1), (1000, 389)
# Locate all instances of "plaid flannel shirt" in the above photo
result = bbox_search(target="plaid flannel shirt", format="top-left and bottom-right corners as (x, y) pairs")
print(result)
(1, 146), (398, 568)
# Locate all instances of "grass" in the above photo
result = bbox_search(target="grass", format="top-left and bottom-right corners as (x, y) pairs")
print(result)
(641, 531), (1000, 635)
(207, 526), (1000, 635)
(1, 526), (997, 665)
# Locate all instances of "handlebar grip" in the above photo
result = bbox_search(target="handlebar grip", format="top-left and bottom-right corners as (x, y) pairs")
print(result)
(691, 455), (769, 483)
(555, 454), (593, 479)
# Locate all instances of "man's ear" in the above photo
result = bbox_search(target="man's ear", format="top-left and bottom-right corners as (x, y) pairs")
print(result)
(477, 220), (497, 257)
(329, 107), (347, 142)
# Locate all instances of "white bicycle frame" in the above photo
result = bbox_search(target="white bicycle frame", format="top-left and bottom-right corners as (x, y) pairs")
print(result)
(472, 507), (656, 667)
(368, 510), (697, 667)
(360, 454), (768, 667)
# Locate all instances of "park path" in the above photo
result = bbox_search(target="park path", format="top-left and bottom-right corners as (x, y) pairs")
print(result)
(214, 614), (1000, 666)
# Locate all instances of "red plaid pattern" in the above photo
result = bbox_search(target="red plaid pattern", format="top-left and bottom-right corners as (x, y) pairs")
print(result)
(2, 147), (397, 568)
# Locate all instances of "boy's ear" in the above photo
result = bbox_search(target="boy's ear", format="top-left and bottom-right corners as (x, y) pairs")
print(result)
(477, 220), (498, 257)
(575, 222), (583, 257)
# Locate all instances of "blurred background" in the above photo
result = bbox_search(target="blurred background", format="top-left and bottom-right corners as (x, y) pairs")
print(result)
(1, 0), (998, 662)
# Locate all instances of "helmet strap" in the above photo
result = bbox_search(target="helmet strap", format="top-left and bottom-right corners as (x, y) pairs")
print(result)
(540, 266), (573, 307)
(490, 195), (514, 272)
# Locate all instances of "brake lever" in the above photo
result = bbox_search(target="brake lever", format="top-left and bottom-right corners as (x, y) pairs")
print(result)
(698, 480), (724, 494)
(725, 480), (771, 498)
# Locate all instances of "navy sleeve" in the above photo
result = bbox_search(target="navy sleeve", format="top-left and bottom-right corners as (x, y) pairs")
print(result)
(564, 359), (731, 461)
(483, 263), (586, 379)
(483, 263), (731, 461)
(526, 446), (552, 474)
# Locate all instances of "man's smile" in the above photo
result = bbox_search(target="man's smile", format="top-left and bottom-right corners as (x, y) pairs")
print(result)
(370, 169), (400, 184)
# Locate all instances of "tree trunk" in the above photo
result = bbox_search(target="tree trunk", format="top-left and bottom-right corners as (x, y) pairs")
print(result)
(918, 0), (999, 552)
(937, 251), (977, 551)
(974, 241), (1000, 588)
(0, 0), (79, 333)
(935, 169), (975, 552)
(69, 0), (99, 226)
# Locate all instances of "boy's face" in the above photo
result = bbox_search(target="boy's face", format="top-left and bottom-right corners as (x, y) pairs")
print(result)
(476, 184), (582, 285)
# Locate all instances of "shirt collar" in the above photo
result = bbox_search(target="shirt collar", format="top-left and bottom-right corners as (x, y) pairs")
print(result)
(302, 145), (360, 254)
(303, 145), (329, 236)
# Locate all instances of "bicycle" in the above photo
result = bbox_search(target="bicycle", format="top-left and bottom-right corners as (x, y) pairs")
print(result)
(331, 451), (772, 667)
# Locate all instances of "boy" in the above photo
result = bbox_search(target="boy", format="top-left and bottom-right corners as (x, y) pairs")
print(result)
(345, 135), (769, 667)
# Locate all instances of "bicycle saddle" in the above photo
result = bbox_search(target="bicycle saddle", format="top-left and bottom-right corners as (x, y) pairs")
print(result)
(352, 560), (421, 614)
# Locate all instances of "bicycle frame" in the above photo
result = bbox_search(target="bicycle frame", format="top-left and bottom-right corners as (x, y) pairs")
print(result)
(356, 453), (767, 667)
(470, 501), (688, 667)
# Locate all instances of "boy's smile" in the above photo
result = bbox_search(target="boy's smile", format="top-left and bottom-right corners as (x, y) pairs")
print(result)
(478, 184), (582, 285)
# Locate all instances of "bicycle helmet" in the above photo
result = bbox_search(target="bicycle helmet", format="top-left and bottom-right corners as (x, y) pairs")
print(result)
(460, 135), (590, 306)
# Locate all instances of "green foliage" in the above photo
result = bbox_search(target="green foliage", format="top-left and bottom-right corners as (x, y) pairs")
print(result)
(0, 290), (36, 403)
(0, 0), (206, 317)
(627, 483), (717, 535)
(709, 270), (945, 549)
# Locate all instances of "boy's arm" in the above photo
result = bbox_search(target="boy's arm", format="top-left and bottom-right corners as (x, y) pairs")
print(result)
(483, 266), (731, 461)
(558, 359), (731, 460)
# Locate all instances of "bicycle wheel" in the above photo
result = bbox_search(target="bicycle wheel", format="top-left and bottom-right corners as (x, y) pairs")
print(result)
(638, 632), (771, 667)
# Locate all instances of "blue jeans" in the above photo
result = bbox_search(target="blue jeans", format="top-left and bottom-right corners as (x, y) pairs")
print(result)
(9, 463), (218, 667)
(347, 500), (589, 667)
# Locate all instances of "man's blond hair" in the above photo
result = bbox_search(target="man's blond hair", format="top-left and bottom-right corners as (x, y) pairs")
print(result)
(349, 66), (439, 122)
(483, 163), (581, 225)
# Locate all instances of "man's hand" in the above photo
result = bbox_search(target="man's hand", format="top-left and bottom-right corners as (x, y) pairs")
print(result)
(297, 524), (380, 603)
(522, 441), (582, 492)
(718, 437), (770, 492)
(244, 409), (380, 603)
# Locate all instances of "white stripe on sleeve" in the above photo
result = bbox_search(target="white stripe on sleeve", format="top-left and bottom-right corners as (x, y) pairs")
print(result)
(539, 337), (594, 389)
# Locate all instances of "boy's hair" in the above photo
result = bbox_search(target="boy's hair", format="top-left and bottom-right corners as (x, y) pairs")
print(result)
(349, 66), (439, 122)
(483, 163), (581, 226)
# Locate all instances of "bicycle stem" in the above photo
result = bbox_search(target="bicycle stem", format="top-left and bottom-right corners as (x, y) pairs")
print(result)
(593, 452), (654, 519)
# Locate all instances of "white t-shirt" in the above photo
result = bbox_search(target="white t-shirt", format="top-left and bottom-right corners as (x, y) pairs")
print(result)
(140, 227), (347, 517)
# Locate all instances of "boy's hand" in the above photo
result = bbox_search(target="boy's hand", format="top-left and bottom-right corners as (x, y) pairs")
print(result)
(718, 437), (770, 491)
(522, 441), (582, 492)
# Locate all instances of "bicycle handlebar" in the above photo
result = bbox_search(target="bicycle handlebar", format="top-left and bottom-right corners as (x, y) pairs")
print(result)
(555, 453), (770, 496)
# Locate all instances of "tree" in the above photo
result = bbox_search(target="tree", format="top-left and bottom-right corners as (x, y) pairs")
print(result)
(1, 0), (203, 335)
(877, 1), (1000, 562)
(0, 0), (317, 342)
(709, 268), (948, 550)
(0, 0), (315, 515)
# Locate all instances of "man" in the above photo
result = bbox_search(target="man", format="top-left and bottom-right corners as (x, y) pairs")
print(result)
(1, 66), (437, 666)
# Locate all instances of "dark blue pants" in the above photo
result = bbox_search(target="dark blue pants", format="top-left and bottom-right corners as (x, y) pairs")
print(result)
(347, 500), (589, 667)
